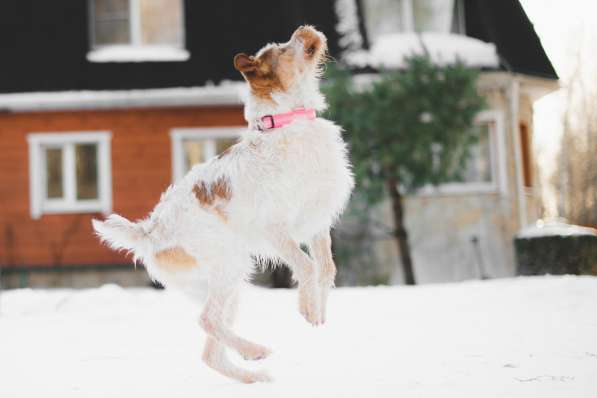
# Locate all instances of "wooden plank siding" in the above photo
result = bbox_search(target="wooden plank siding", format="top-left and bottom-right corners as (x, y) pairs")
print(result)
(0, 106), (244, 268)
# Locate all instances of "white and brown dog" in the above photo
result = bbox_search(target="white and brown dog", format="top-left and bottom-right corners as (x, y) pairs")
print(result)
(93, 26), (354, 383)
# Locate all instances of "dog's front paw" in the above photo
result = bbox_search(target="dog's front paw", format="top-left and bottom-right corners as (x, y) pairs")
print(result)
(239, 342), (272, 361)
(298, 282), (323, 326)
(242, 369), (273, 384)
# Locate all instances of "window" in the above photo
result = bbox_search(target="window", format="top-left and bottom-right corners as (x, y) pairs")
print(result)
(456, 123), (493, 184)
(88, 0), (188, 62)
(363, 0), (465, 44)
(28, 132), (112, 219)
(419, 110), (507, 195)
(170, 128), (242, 181)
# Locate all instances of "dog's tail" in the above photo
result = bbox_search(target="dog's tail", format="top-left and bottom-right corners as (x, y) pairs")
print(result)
(92, 214), (150, 262)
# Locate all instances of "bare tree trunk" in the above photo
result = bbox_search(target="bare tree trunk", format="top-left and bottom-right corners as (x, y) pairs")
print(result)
(386, 177), (416, 285)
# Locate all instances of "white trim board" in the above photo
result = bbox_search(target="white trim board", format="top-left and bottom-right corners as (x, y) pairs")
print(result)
(416, 109), (507, 197)
(0, 84), (245, 113)
(27, 131), (112, 219)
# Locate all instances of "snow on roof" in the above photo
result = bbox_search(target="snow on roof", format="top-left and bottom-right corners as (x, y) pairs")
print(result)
(0, 82), (246, 112)
(334, 0), (364, 54)
(345, 32), (500, 69)
(517, 221), (597, 239)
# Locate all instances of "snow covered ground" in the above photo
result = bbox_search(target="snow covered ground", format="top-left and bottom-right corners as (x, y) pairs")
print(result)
(1, 276), (596, 397)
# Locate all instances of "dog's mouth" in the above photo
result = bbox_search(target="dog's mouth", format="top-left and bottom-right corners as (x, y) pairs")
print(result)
(291, 26), (326, 62)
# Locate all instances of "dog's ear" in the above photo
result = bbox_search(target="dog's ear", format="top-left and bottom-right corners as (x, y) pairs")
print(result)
(234, 53), (256, 73)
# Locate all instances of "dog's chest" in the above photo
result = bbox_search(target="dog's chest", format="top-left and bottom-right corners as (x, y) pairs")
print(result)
(270, 124), (353, 227)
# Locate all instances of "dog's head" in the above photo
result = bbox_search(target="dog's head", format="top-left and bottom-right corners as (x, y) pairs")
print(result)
(233, 25), (328, 101)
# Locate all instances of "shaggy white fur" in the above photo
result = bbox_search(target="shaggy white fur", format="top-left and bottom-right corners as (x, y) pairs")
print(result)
(92, 26), (354, 383)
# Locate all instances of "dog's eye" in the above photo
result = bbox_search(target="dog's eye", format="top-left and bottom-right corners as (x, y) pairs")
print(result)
(306, 45), (316, 55)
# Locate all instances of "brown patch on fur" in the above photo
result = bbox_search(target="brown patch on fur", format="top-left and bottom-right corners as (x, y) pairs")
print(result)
(233, 26), (328, 101)
(292, 26), (324, 61)
(234, 44), (296, 101)
(245, 50), (285, 101)
(211, 176), (232, 201)
(155, 247), (198, 271)
(193, 176), (232, 221)
(193, 181), (213, 206)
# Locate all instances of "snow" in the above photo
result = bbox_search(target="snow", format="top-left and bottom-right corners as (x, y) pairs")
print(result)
(0, 83), (245, 112)
(335, 0), (364, 54)
(346, 32), (500, 69)
(518, 220), (597, 239)
(87, 45), (191, 63)
(1, 276), (596, 397)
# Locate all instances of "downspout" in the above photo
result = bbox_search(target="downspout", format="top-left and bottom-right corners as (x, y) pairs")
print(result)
(510, 78), (527, 227)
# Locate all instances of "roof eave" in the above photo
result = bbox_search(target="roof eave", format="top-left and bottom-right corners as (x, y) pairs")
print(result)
(0, 85), (246, 113)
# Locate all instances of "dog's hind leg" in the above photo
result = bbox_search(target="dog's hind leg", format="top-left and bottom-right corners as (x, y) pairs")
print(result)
(198, 265), (272, 382)
(201, 291), (271, 383)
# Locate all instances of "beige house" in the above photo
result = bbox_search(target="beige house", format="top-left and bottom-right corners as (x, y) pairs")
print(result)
(404, 73), (558, 283)
(334, 0), (559, 284)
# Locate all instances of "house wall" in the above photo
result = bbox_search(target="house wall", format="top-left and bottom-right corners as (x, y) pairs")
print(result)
(403, 73), (544, 283)
(0, 105), (244, 285)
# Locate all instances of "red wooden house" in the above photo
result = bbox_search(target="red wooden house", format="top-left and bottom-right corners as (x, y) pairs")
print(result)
(0, 0), (557, 287)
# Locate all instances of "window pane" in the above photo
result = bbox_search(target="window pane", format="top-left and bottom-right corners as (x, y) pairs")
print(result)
(183, 140), (206, 173)
(413, 0), (454, 33)
(462, 123), (492, 183)
(95, 0), (129, 18)
(139, 0), (183, 46)
(363, 0), (406, 43)
(94, 21), (131, 45)
(76, 144), (99, 200)
(93, 0), (130, 46)
(45, 148), (63, 199)
(215, 138), (237, 155)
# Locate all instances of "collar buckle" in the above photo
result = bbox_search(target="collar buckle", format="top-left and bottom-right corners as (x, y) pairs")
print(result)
(259, 114), (275, 131)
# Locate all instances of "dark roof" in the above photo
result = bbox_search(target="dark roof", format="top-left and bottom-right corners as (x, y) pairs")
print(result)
(0, 0), (556, 95)
(0, 0), (341, 94)
(464, 0), (558, 79)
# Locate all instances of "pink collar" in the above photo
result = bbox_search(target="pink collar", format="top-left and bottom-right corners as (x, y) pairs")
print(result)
(257, 108), (316, 131)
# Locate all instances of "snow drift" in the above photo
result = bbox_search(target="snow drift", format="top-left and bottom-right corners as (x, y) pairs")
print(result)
(1, 276), (596, 397)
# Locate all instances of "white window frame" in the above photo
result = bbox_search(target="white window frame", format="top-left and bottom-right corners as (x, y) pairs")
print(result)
(87, 0), (189, 63)
(28, 132), (112, 219)
(369, 0), (465, 34)
(416, 110), (507, 196)
(170, 127), (243, 182)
